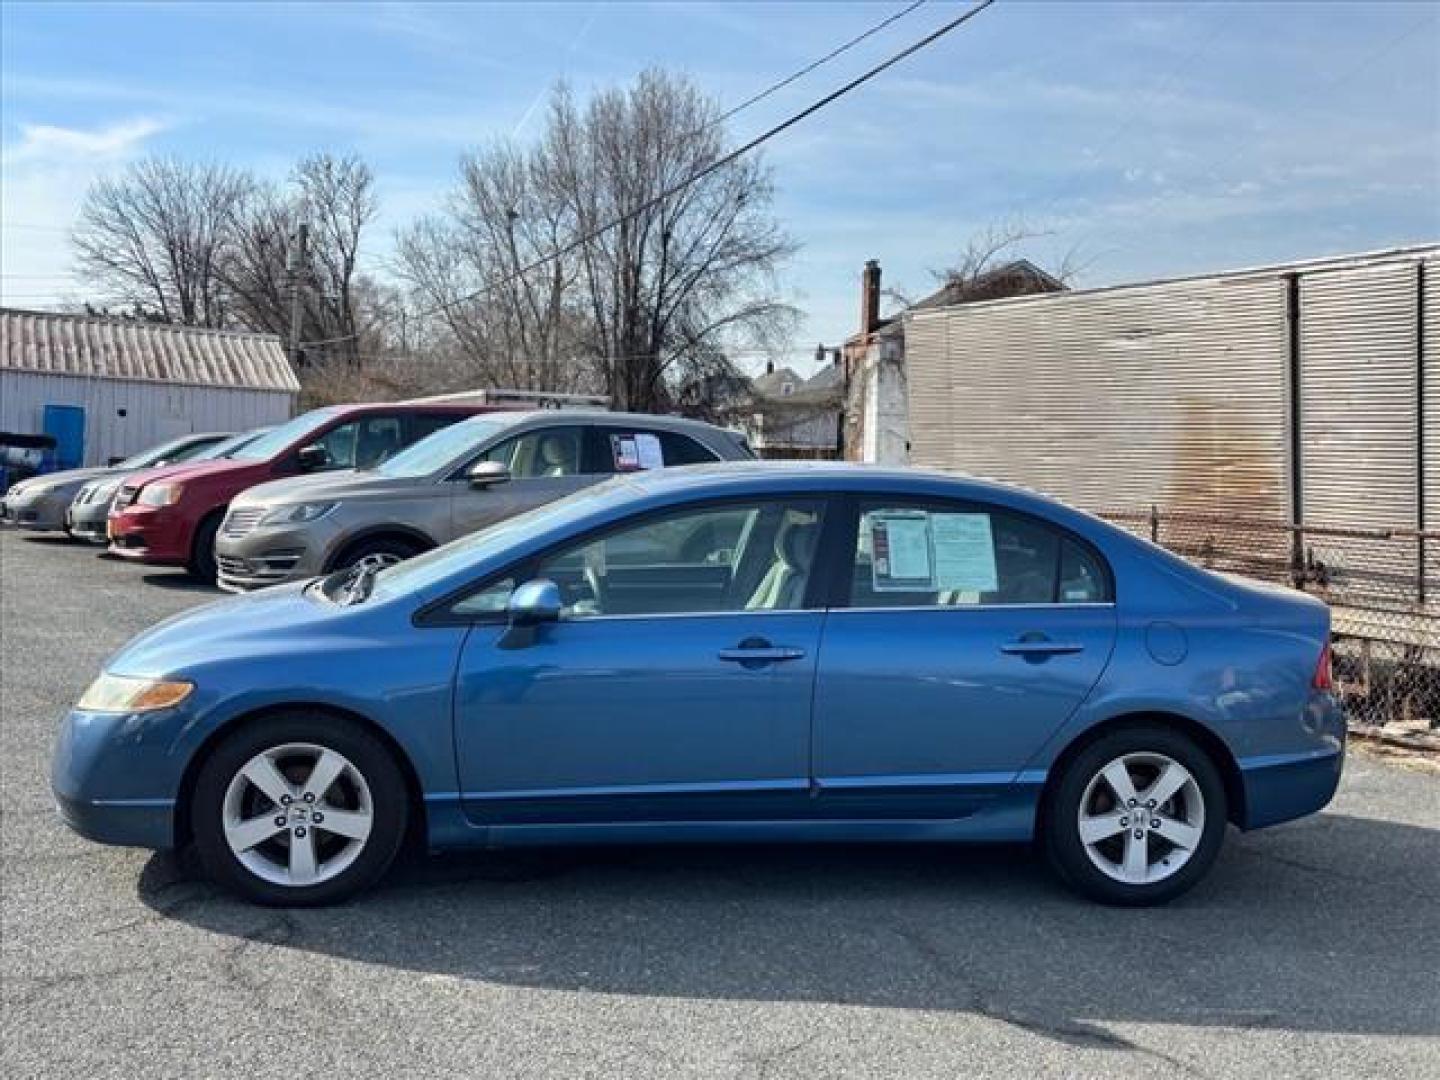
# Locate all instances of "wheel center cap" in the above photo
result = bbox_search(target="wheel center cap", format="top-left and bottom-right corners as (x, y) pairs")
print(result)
(288, 805), (309, 822)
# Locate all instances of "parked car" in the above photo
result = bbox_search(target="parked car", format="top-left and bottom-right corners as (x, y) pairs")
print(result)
(67, 428), (273, 544)
(54, 463), (1344, 907)
(0, 432), (232, 533)
(214, 410), (754, 592)
(106, 403), (491, 581)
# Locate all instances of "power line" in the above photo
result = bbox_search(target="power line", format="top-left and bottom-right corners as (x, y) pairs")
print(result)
(711, 0), (930, 130)
(417, 0), (998, 323)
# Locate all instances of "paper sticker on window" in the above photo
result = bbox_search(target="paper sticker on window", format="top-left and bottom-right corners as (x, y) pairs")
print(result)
(635, 432), (664, 470)
(611, 434), (641, 471)
(869, 512), (935, 591)
(932, 513), (998, 593)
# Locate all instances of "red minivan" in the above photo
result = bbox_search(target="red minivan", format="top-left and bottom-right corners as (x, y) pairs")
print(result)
(108, 402), (492, 580)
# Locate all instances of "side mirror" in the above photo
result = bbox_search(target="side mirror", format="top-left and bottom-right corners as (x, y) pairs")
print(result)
(499, 579), (561, 649)
(467, 460), (511, 488)
(106, 456), (126, 466)
(507, 578), (562, 626)
(297, 444), (329, 471)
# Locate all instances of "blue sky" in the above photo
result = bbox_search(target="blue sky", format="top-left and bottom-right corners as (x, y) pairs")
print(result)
(3, 1), (1437, 373)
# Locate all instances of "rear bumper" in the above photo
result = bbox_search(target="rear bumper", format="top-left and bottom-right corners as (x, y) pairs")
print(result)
(1239, 704), (1346, 831)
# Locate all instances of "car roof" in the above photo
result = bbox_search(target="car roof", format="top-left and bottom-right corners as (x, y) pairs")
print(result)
(472, 409), (733, 432)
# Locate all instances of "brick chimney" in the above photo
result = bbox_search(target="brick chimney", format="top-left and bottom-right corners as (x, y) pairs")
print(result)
(860, 259), (881, 336)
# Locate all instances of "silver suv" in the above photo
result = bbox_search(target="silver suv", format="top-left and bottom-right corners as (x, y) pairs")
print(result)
(214, 410), (754, 591)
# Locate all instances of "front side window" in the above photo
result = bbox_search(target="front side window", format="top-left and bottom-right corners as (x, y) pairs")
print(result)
(308, 416), (406, 471)
(525, 499), (824, 619)
(849, 502), (1110, 608)
(479, 427), (587, 478)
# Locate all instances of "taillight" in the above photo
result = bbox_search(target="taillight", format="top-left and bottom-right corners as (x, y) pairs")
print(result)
(1312, 643), (1333, 691)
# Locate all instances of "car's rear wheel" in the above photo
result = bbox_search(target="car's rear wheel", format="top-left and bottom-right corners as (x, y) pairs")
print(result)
(190, 713), (408, 906)
(1043, 725), (1227, 906)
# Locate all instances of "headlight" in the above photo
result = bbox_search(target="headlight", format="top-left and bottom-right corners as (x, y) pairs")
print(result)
(259, 501), (337, 526)
(138, 483), (184, 506)
(77, 674), (194, 713)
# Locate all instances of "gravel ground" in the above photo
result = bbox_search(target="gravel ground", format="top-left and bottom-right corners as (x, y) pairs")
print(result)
(3, 529), (1438, 1079)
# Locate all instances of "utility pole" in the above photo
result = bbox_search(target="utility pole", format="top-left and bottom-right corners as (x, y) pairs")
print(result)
(287, 221), (309, 368)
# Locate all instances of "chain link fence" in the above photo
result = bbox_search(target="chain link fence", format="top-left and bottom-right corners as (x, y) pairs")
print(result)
(1100, 507), (1440, 733)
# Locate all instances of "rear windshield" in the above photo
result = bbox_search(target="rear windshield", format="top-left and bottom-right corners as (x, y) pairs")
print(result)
(230, 408), (342, 461)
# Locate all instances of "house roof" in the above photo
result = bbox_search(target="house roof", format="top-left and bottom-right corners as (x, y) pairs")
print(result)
(844, 259), (1068, 346)
(0, 308), (301, 393)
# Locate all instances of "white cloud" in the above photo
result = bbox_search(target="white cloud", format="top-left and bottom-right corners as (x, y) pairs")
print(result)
(1, 117), (168, 307)
(6, 117), (168, 164)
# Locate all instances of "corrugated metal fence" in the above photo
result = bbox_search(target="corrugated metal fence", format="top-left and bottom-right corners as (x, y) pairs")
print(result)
(906, 246), (1439, 730)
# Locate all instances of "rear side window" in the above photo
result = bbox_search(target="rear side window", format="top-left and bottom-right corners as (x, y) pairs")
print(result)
(848, 501), (1112, 608)
(592, 428), (718, 472)
(407, 413), (463, 443)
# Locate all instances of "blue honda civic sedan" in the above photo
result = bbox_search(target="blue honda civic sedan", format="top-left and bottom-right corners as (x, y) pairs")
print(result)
(53, 464), (1344, 906)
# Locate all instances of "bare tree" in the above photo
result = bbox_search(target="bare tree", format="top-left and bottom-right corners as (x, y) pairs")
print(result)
(541, 70), (797, 410)
(396, 141), (588, 391)
(399, 69), (797, 409)
(220, 152), (378, 366)
(72, 158), (252, 327)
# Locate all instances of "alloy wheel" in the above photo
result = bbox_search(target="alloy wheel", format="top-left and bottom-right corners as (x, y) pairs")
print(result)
(221, 742), (374, 887)
(1076, 751), (1205, 886)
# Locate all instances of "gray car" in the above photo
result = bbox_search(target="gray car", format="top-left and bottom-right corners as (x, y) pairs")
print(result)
(0, 432), (231, 534)
(214, 410), (754, 591)
(66, 428), (274, 543)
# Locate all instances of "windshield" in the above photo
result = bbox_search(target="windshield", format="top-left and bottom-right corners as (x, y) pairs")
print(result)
(363, 479), (629, 604)
(117, 434), (221, 469)
(376, 417), (513, 479)
(193, 428), (271, 461)
(230, 408), (341, 461)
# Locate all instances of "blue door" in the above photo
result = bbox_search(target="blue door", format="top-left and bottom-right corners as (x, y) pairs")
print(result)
(453, 498), (828, 825)
(811, 498), (1117, 817)
(42, 404), (85, 470)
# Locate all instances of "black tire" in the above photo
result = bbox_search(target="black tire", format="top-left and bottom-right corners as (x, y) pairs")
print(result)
(1043, 725), (1227, 906)
(186, 512), (222, 582)
(190, 712), (409, 906)
(329, 535), (423, 574)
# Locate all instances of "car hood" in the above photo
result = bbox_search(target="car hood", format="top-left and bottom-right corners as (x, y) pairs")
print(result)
(106, 581), (381, 678)
(11, 465), (113, 492)
(121, 457), (255, 490)
(236, 469), (428, 507)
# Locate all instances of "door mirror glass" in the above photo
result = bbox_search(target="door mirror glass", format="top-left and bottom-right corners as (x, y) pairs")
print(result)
(507, 579), (562, 627)
(297, 444), (329, 471)
(468, 460), (511, 487)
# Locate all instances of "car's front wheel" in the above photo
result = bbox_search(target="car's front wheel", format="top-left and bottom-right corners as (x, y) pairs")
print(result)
(1043, 725), (1227, 906)
(190, 713), (409, 906)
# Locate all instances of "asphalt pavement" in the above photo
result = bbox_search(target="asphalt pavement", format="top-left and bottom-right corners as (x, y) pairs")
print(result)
(2, 528), (1437, 1078)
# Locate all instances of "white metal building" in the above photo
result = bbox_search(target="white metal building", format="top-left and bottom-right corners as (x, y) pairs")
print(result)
(0, 309), (299, 466)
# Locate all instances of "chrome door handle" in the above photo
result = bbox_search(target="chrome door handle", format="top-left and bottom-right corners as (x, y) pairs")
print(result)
(1001, 640), (1084, 656)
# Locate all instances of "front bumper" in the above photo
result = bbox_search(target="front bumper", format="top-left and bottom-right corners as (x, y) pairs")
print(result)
(107, 505), (189, 564)
(216, 521), (332, 592)
(1, 489), (68, 530)
(67, 501), (112, 543)
(51, 709), (180, 849)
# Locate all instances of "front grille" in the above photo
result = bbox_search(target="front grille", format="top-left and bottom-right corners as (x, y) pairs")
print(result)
(222, 507), (266, 538)
(216, 551), (302, 591)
